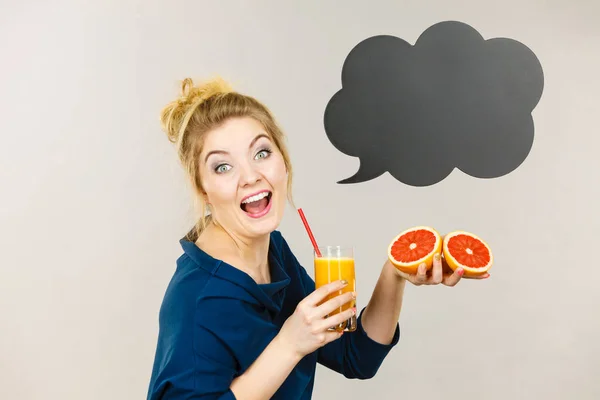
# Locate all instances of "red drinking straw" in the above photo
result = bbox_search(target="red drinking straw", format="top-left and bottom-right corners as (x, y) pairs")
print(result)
(297, 208), (322, 257)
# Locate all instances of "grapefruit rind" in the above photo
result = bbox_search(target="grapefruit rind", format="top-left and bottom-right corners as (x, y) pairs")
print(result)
(442, 231), (493, 277)
(387, 226), (442, 274)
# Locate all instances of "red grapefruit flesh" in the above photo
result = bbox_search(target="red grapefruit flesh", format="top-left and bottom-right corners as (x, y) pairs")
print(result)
(442, 231), (493, 277)
(387, 226), (442, 274)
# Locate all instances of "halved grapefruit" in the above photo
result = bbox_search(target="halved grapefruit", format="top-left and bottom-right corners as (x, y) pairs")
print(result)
(387, 226), (442, 274)
(442, 231), (493, 277)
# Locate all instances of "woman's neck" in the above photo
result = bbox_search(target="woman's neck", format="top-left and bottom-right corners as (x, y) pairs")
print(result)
(196, 221), (271, 284)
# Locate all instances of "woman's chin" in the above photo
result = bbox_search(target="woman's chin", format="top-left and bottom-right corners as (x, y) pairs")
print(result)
(241, 207), (283, 237)
(246, 215), (281, 237)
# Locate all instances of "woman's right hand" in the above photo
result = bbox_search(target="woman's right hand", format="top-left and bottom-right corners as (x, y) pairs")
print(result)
(276, 280), (357, 359)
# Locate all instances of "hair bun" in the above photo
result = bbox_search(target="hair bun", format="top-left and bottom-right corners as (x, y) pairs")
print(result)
(160, 77), (233, 143)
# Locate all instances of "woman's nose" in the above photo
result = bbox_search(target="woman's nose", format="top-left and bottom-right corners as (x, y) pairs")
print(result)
(239, 164), (261, 186)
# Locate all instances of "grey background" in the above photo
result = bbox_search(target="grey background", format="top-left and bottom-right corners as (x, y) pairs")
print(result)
(1, 0), (599, 399)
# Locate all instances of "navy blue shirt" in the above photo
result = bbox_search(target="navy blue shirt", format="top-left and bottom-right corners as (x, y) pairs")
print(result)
(147, 230), (400, 399)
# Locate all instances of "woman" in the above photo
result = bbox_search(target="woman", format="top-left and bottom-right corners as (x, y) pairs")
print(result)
(146, 77), (488, 400)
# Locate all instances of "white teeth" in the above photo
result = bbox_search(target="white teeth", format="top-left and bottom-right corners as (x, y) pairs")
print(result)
(242, 192), (270, 204)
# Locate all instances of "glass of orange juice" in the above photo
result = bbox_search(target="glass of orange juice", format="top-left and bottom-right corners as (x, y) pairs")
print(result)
(314, 245), (357, 332)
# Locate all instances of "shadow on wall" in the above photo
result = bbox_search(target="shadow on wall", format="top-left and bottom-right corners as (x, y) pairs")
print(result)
(324, 20), (545, 187)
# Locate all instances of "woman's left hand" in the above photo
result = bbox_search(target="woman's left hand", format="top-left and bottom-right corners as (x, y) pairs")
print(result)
(391, 252), (490, 287)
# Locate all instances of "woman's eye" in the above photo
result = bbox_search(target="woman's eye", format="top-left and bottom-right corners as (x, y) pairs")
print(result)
(215, 164), (231, 174)
(255, 149), (271, 160)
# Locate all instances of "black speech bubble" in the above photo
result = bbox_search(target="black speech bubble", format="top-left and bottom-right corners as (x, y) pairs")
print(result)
(323, 21), (544, 186)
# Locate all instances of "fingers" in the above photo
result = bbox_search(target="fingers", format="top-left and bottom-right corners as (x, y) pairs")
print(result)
(443, 266), (490, 284)
(303, 279), (348, 307)
(431, 253), (443, 284)
(441, 256), (453, 273)
(314, 290), (355, 319)
(414, 263), (428, 285)
(443, 267), (464, 287)
(317, 330), (346, 346)
(395, 250), (492, 288)
(464, 272), (491, 280)
(317, 307), (357, 332)
(408, 253), (448, 286)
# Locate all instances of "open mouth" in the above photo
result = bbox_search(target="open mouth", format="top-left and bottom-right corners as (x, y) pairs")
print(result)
(240, 191), (272, 217)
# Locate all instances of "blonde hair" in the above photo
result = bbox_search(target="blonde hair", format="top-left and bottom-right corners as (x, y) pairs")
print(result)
(159, 77), (294, 240)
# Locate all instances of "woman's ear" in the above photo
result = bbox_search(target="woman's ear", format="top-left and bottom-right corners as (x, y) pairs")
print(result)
(196, 187), (210, 206)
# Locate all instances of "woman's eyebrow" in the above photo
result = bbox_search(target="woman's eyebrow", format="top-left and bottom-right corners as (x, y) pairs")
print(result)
(204, 133), (270, 164)
(204, 149), (227, 164)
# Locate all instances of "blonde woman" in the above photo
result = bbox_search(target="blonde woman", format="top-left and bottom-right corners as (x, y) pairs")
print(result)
(146, 77), (485, 400)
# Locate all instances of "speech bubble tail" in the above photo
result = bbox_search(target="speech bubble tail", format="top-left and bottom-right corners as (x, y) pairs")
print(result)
(337, 161), (385, 184)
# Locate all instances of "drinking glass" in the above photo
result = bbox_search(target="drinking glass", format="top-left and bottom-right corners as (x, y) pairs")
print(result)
(313, 245), (357, 332)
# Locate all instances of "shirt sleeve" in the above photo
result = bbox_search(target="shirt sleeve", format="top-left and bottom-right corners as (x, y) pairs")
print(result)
(151, 325), (238, 399)
(316, 306), (400, 379)
(147, 302), (239, 400)
(191, 320), (240, 399)
(280, 235), (400, 380)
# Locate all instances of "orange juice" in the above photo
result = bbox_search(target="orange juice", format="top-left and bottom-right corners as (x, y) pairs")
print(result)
(314, 255), (357, 331)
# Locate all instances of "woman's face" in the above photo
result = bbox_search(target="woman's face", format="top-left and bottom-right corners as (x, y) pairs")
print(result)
(199, 116), (288, 239)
